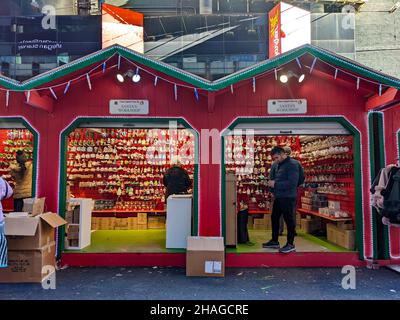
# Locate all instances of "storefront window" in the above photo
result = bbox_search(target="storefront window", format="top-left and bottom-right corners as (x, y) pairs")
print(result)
(225, 134), (356, 252)
(0, 128), (35, 211)
(65, 127), (196, 252)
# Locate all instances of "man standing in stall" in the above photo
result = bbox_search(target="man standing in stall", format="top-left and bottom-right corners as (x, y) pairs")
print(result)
(270, 146), (302, 236)
(263, 146), (300, 253)
(163, 158), (192, 201)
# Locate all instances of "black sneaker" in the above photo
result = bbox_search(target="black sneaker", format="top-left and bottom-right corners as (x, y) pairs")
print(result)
(279, 243), (296, 254)
(262, 240), (280, 249)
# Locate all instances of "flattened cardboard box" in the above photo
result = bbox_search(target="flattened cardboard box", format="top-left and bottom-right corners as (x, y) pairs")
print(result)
(186, 236), (225, 277)
(137, 213), (147, 225)
(4, 212), (67, 250)
(0, 242), (56, 283)
(22, 197), (45, 217)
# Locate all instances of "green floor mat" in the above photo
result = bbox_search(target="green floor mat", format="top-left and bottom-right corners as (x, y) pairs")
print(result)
(64, 230), (185, 253)
(64, 229), (352, 254)
(226, 229), (352, 253)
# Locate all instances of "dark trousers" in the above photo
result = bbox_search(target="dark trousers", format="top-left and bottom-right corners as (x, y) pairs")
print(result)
(271, 197), (297, 245)
(237, 209), (249, 243)
(14, 199), (24, 212)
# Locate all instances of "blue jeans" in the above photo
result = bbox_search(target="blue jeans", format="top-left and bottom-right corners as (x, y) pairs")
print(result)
(0, 221), (7, 267)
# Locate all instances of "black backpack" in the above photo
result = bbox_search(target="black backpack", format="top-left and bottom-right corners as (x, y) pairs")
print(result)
(297, 163), (305, 186)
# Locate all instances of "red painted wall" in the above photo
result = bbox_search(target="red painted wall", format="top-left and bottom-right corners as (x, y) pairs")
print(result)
(0, 61), (375, 258)
(382, 106), (400, 259)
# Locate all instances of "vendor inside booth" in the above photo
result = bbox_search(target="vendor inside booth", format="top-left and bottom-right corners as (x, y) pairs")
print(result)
(224, 120), (358, 254)
(0, 119), (36, 212)
(62, 120), (197, 253)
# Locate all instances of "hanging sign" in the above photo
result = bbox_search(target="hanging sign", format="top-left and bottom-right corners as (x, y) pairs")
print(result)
(267, 99), (307, 114)
(109, 100), (149, 115)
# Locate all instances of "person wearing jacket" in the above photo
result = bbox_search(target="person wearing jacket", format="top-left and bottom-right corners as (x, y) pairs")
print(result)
(269, 146), (300, 236)
(263, 146), (300, 254)
(9, 151), (33, 212)
(0, 177), (14, 268)
(163, 161), (192, 200)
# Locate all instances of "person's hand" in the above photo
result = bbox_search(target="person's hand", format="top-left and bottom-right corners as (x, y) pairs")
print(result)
(267, 180), (275, 188)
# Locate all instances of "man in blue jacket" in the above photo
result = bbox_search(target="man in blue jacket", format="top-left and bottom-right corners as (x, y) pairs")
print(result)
(263, 146), (300, 253)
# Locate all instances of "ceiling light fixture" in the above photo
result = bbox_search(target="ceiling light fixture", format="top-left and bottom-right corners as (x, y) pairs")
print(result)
(278, 71), (306, 84)
(116, 69), (141, 83)
(116, 73), (125, 83)
(279, 74), (289, 83)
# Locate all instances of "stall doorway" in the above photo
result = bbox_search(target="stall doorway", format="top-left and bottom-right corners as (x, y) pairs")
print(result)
(59, 118), (199, 254)
(0, 118), (38, 211)
(222, 118), (363, 256)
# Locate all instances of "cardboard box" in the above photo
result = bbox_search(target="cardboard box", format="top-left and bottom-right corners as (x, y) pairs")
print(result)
(137, 224), (147, 230)
(148, 216), (165, 229)
(296, 213), (302, 228)
(127, 217), (138, 230)
(253, 217), (266, 225)
(300, 218), (321, 234)
(327, 223), (355, 250)
(101, 217), (115, 230)
(301, 203), (312, 211)
(304, 191), (314, 197)
(137, 213), (147, 225)
(247, 216), (254, 229)
(0, 242), (56, 283)
(115, 218), (128, 230)
(338, 222), (354, 230)
(186, 236), (225, 277)
(301, 197), (312, 205)
(91, 217), (99, 230)
(22, 198), (45, 217)
(5, 212), (67, 250)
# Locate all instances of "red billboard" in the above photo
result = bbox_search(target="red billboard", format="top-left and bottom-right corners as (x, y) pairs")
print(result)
(268, 2), (281, 58)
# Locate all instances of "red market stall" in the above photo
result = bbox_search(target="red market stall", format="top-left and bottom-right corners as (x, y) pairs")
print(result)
(1, 44), (400, 267)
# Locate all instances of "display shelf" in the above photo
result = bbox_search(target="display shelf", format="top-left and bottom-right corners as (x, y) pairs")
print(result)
(248, 210), (271, 215)
(297, 208), (353, 222)
(226, 134), (356, 223)
(92, 209), (166, 213)
(0, 129), (35, 190)
(67, 128), (195, 211)
(65, 198), (93, 250)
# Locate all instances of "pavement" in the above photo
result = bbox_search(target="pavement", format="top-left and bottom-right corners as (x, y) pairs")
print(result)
(0, 266), (399, 300)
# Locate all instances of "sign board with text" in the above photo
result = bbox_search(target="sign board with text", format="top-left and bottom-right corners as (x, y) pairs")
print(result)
(109, 100), (149, 115)
(267, 99), (307, 114)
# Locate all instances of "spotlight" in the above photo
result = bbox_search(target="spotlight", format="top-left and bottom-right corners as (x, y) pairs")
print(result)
(132, 73), (141, 83)
(279, 75), (289, 83)
(278, 71), (305, 84)
(116, 69), (141, 83)
(116, 73), (125, 83)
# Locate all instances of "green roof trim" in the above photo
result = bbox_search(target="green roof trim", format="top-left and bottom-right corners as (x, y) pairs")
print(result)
(1, 44), (400, 92)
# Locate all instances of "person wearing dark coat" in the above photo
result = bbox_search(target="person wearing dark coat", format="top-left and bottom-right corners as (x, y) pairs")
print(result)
(163, 163), (192, 200)
(263, 146), (300, 254)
